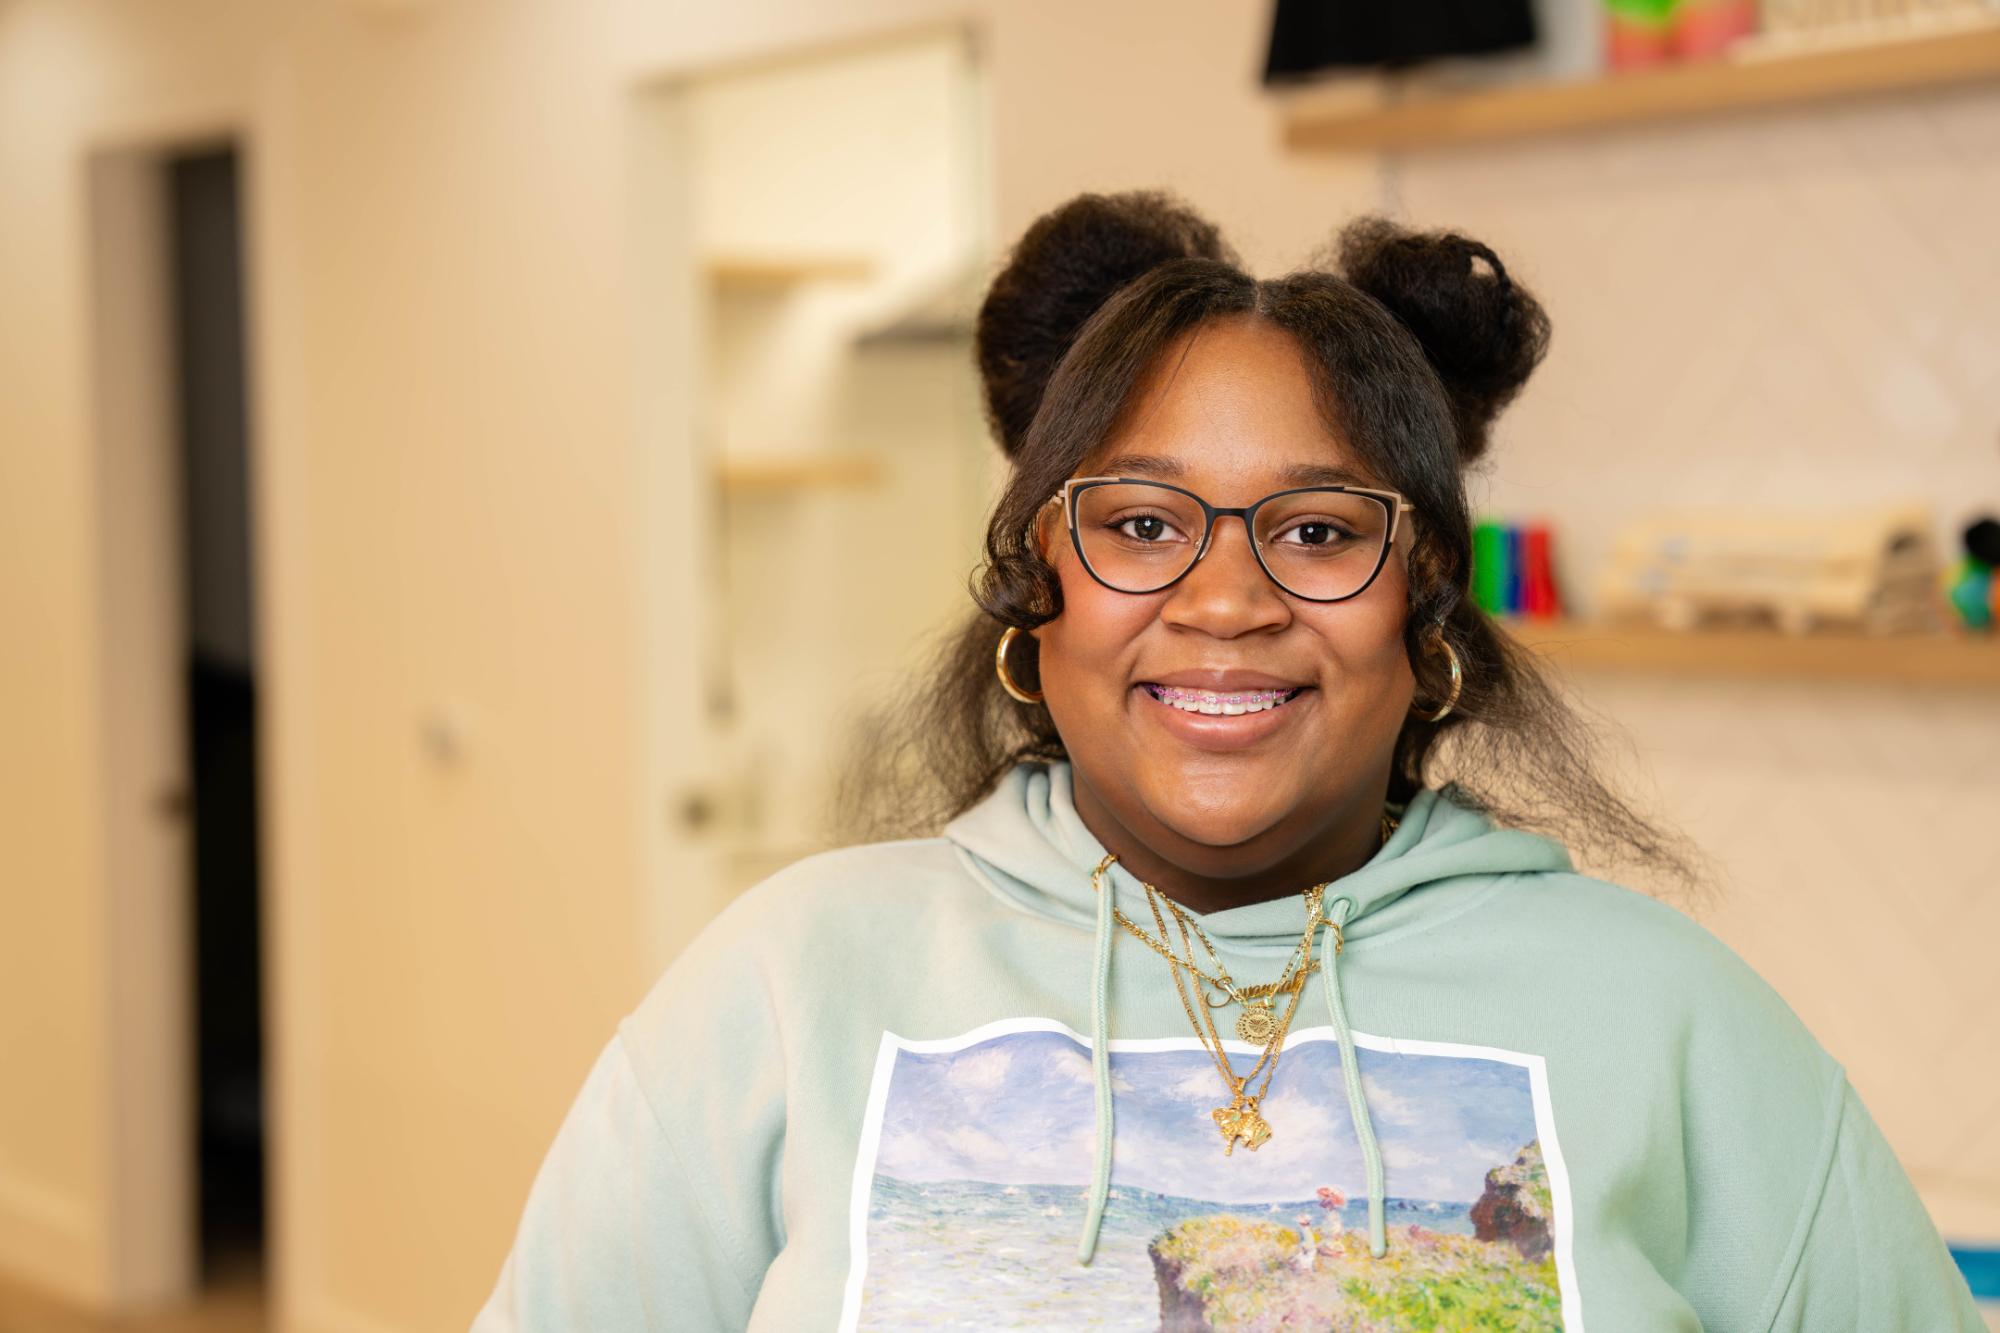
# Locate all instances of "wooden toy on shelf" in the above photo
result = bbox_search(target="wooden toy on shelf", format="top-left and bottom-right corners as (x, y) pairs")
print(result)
(1594, 500), (1946, 636)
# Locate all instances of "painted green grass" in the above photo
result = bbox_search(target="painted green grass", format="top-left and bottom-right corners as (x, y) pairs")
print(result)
(1153, 1215), (1563, 1331)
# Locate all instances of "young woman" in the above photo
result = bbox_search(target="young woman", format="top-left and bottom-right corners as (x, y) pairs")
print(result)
(475, 193), (1982, 1330)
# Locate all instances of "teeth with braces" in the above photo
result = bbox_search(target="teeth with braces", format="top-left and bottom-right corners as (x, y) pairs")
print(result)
(1147, 685), (1299, 716)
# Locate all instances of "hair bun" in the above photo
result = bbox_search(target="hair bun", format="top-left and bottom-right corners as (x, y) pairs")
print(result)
(1335, 216), (1550, 467)
(975, 191), (1234, 458)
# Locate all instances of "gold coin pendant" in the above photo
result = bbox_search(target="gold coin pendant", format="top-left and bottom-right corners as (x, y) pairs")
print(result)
(1235, 1004), (1276, 1044)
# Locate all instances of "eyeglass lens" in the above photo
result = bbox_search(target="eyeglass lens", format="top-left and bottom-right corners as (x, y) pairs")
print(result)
(1071, 481), (1391, 600)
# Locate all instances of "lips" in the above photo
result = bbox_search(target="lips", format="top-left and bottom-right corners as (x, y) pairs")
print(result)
(1132, 677), (1314, 752)
(1137, 670), (1313, 707)
(1144, 670), (1307, 693)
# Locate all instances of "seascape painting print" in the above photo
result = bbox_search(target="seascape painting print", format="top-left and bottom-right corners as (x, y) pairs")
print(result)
(836, 1018), (1581, 1332)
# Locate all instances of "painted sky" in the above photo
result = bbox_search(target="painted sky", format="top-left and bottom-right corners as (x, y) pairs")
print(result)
(872, 1025), (1541, 1205)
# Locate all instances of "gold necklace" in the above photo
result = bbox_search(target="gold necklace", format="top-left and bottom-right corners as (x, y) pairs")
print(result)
(1156, 883), (1320, 1044)
(1089, 810), (1397, 1042)
(1083, 869), (1317, 1156)
(1086, 810), (1399, 1156)
(1098, 881), (1320, 1026)
(1161, 883), (1318, 1156)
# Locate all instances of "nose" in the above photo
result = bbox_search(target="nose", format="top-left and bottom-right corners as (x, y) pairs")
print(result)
(1159, 515), (1291, 638)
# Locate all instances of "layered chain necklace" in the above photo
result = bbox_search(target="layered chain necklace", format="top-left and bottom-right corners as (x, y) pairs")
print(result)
(1089, 808), (1398, 1157)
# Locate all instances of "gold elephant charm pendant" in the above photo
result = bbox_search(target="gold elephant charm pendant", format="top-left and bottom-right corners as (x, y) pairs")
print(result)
(1212, 1098), (1272, 1156)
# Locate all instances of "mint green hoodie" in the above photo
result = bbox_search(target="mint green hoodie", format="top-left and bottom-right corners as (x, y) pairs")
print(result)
(473, 760), (1981, 1330)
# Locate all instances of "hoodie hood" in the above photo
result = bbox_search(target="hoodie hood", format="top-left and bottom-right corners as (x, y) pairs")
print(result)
(942, 759), (1575, 1267)
(945, 759), (1573, 946)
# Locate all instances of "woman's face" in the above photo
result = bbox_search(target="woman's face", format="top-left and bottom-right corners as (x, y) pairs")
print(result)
(1033, 314), (1416, 884)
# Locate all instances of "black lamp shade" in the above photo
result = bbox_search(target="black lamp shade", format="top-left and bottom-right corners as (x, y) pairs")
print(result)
(1263, 0), (1540, 81)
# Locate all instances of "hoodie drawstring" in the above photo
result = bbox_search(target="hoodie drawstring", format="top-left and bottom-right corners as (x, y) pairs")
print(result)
(1075, 870), (1388, 1265)
(1319, 895), (1388, 1258)
(1076, 853), (1117, 1265)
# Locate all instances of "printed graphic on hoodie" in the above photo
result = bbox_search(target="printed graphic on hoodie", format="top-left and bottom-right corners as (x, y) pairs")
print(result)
(838, 1018), (1581, 1331)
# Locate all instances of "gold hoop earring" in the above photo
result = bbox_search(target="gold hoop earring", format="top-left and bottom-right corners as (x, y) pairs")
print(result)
(1411, 633), (1462, 722)
(995, 626), (1045, 704)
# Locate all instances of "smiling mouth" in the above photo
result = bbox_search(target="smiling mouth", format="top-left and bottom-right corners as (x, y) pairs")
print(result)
(1139, 684), (1308, 715)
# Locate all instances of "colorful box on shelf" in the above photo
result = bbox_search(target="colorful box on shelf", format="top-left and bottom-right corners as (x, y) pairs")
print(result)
(1945, 515), (2000, 632)
(1950, 1242), (2000, 1308)
(1470, 517), (1566, 620)
(1602, 0), (1758, 69)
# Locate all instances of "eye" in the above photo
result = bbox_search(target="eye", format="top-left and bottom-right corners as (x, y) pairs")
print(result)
(1272, 519), (1357, 548)
(1106, 511), (1189, 545)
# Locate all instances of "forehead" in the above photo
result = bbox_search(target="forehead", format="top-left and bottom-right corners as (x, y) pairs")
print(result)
(1087, 315), (1379, 493)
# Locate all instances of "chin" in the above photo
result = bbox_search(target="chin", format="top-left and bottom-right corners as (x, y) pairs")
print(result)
(1136, 768), (1295, 852)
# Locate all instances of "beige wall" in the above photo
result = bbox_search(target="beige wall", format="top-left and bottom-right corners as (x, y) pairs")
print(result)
(605, 1), (1383, 275)
(1, 2), (1992, 1330)
(250, 8), (650, 1331)
(2, 0), (654, 1326)
(0, 0), (283, 1306)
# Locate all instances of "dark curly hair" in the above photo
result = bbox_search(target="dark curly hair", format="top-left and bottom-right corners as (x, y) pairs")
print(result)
(837, 190), (1711, 902)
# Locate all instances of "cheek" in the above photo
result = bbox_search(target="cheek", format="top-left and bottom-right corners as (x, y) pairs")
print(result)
(1301, 561), (1415, 694)
(1362, 560), (1412, 648)
(1035, 556), (1155, 703)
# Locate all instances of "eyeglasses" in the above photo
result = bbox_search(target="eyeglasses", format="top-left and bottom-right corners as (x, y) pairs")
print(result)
(1052, 476), (1413, 603)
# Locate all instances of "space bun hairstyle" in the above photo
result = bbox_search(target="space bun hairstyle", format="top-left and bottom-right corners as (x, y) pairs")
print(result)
(840, 191), (1707, 899)
(976, 191), (1237, 459)
(1335, 217), (1551, 469)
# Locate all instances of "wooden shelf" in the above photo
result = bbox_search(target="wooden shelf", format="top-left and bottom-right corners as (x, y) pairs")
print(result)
(705, 255), (874, 291)
(1504, 616), (2000, 688)
(718, 455), (883, 494)
(1282, 23), (2000, 152)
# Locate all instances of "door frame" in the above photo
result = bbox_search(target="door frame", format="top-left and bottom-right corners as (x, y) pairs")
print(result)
(81, 101), (277, 1313)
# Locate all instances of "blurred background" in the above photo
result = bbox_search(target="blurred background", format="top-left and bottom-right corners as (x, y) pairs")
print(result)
(2, 0), (1998, 1328)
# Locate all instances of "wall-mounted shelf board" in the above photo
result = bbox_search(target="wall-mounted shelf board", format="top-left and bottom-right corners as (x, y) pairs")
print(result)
(1282, 23), (2000, 152)
(705, 255), (874, 291)
(718, 454), (884, 494)
(1505, 616), (2000, 688)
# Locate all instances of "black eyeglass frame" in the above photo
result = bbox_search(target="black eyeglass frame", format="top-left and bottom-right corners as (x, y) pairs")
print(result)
(1052, 475), (1415, 603)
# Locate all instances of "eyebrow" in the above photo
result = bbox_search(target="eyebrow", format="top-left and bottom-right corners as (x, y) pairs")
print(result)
(1096, 454), (1377, 488)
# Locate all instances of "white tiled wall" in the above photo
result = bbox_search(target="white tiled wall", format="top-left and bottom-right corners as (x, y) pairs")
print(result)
(1395, 82), (2000, 1244)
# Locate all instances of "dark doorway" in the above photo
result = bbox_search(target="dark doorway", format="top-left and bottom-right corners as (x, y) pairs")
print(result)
(167, 146), (266, 1288)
